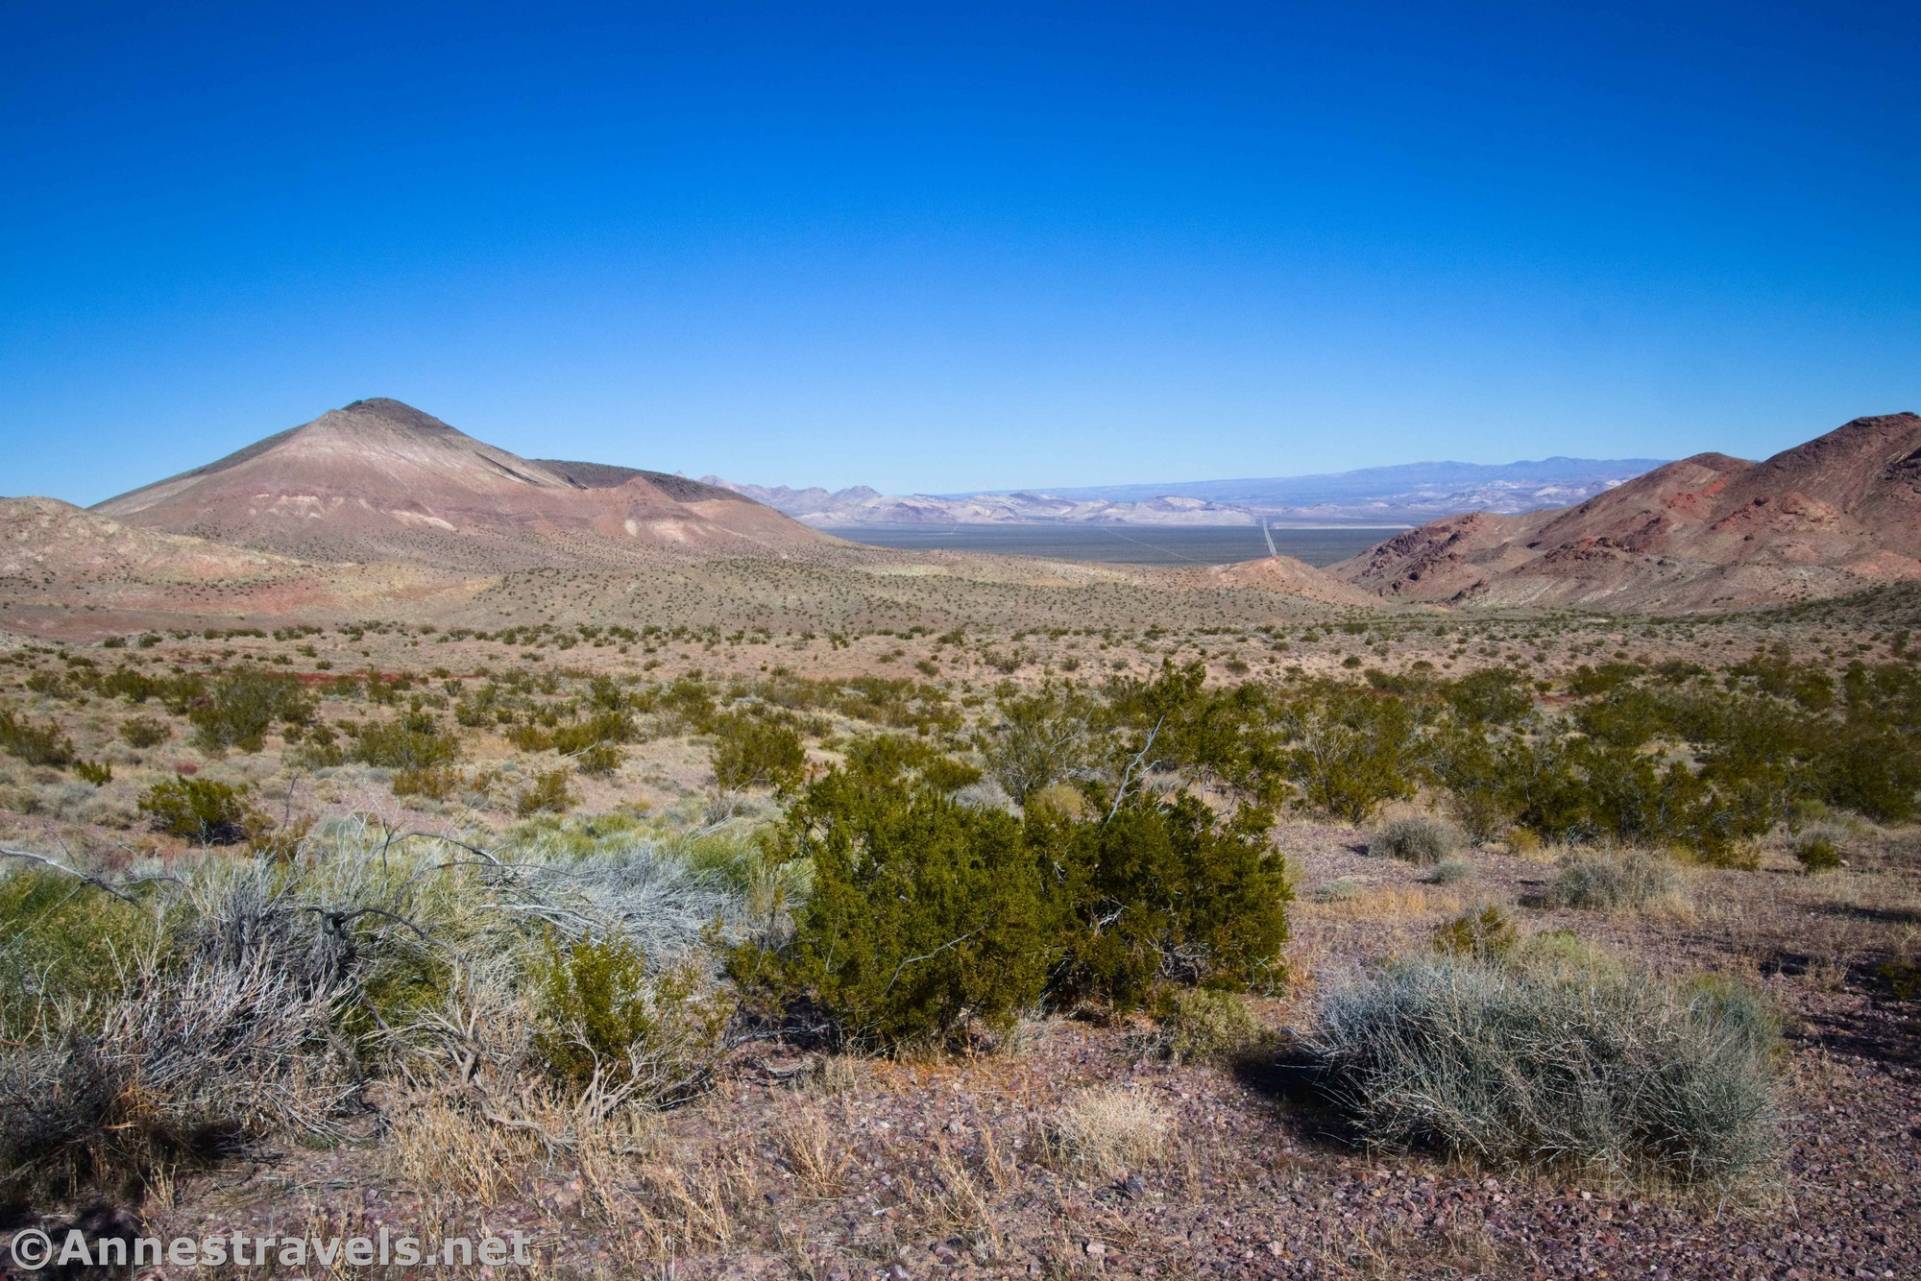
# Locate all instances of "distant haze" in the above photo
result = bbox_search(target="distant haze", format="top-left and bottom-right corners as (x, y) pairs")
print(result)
(713, 457), (1667, 528)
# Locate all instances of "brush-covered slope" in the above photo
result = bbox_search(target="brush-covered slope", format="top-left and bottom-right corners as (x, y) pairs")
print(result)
(3, 497), (302, 581)
(1334, 413), (1921, 611)
(94, 398), (825, 570)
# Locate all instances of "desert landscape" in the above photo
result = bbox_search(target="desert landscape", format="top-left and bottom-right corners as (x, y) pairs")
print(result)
(1, 396), (1919, 1279)
(6, 5), (1918, 1277)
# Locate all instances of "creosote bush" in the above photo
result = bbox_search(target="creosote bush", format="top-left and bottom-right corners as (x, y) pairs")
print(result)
(188, 668), (312, 752)
(737, 748), (1290, 1049)
(981, 683), (1094, 803)
(138, 776), (252, 845)
(530, 934), (724, 1105)
(120, 715), (172, 748)
(351, 712), (460, 770)
(739, 759), (1056, 1049)
(0, 708), (76, 767)
(0, 868), (158, 1034)
(710, 713), (807, 794)
(391, 763), (462, 800)
(516, 769), (577, 817)
(1049, 793), (1290, 1011)
(1310, 956), (1780, 1190)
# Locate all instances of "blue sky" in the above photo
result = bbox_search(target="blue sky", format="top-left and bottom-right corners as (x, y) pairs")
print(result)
(3, 1), (1916, 503)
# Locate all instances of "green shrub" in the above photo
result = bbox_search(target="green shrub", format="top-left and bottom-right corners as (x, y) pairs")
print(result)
(1432, 904), (1518, 961)
(0, 708), (76, 767)
(137, 776), (252, 845)
(744, 750), (1292, 1048)
(1283, 695), (1416, 822)
(1820, 725), (1921, 823)
(73, 759), (113, 786)
(742, 764), (1058, 1049)
(1150, 987), (1263, 1065)
(980, 684), (1094, 803)
(0, 869), (156, 1035)
(1371, 817), (1454, 865)
(529, 935), (724, 1104)
(575, 741), (624, 776)
(1444, 668), (1533, 725)
(506, 723), (555, 752)
(1430, 728), (1515, 844)
(1310, 957), (1779, 1189)
(391, 764), (462, 800)
(120, 716), (171, 749)
(551, 710), (638, 756)
(189, 668), (312, 752)
(1049, 794), (1290, 1010)
(516, 769), (576, 817)
(1546, 851), (1680, 912)
(351, 713), (460, 770)
(710, 714), (806, 793)
(1792, 830), (1843, 874)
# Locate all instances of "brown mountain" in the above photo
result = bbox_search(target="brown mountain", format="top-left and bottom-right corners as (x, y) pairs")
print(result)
(1333, 412), (1921, 611)
(93, 398), (826, 570)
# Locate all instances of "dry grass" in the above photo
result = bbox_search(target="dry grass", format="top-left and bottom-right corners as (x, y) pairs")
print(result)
(904, 1135), (1011, 1257)
(379, 1091), (541, 1205)
(1037, 1086), (1170, 1181)
(1311, 883), (1467, 923)
(770, 1102), (850, 1196)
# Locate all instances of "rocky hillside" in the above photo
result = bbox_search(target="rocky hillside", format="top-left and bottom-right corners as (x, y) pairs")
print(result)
(1333, 413), (1921, 611)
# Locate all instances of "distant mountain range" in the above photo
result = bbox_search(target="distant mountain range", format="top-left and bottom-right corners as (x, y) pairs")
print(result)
(707, 457), (1669, 528)
(6, 399), (1915, 625)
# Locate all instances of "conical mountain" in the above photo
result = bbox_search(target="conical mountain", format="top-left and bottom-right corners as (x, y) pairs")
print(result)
(94, 398), (825, 570)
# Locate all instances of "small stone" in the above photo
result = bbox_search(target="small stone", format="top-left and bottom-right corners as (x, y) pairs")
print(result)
(1085, 1240), (1107, 1257)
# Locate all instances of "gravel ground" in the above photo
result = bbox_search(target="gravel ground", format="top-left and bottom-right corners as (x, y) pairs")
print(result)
(8, 821), (1918, 1280)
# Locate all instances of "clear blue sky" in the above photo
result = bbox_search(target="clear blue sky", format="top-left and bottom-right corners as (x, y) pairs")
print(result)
(3, 1), (1916, 503)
